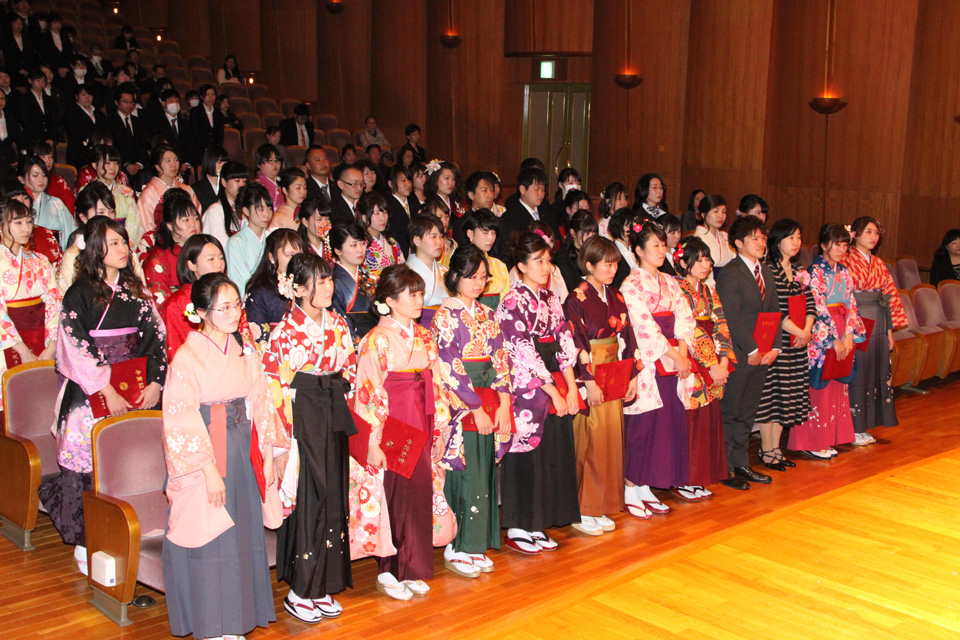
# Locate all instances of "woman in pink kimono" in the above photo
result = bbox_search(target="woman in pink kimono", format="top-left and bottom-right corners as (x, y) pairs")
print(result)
(354, 264), (452, 601)
(162, 272), (288, 640)
(620, 222), (696, 517)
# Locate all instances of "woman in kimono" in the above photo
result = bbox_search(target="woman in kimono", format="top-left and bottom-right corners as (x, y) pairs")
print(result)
(0, 198), (60, 382)
(497, 231), (580, 555)
(358, 192), (404, 277)
(354, 264), (450, 600)
(244, 229), (305, 344)
(142, 189), (202, 306)
(28, 141), (75, 215)
(330, 224), (377, 346)
(269, 168), (308, 232)
(790, 223), (866, 457)
(162, 272), (287, 640)
(842, 216), (907, 443)
(431, 245), (512, 578)
(4, 184), (64, 272)
(297, 198), (333, 261)
(160, 234), (226, 361)
(89, 145), (142, 248)
(137, 144), (202, 238)
(75, 132), (133, 195)
(562, 237), (640, 535)
(38, 217), (165, 575)
(507, 223), (569, 303)
(596, 182), (629, 240)
(263, 254), (356, 623)
(620, 221), (696, 515)
(20, 155), (75, 250)
(675, 237), (735, 495)
(754, 219), (816, 470)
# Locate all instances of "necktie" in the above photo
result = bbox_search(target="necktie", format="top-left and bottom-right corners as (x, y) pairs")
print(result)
(531, 207), (539, 221)
(125, 116), (133, 137)
(172, 118), (178, 135)
(754, 264), (765, 299)
(403, 201), (410, 217)
(298, 124), (305, 147)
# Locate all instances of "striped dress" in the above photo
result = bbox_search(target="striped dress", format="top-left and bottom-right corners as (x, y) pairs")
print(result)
(754, 258), (816, 426)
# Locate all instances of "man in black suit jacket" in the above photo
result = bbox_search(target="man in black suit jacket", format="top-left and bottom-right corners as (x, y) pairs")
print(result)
(60, 55), (103, 110)
(87, 44), (114, 85)
(304, 145), (338, 203)
(498, 167), (547, 263)
(64, 84), (104, 169)
(151, 88), (193, 172)
(330, 165), (364, 227)
(18, 69), (57, 145)
(453, 171), (497, 249)
(0, 90), (22, 179)
(396, 123), (425, 164)
(190, 84), (224, 165)
(385, 164), (416, 256)
(716, 216), (783, 490)
(105, 83), (148, 177)
(37, 13), (73, 73)
(279, 103), (314, 148)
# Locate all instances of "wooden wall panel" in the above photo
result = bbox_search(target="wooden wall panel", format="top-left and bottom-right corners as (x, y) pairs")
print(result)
(588, 0), (690, 211)
(259, 0), (318, 102)
(680, 0), (775, 209)
(166, 0), (210, 58)
(370, 0), (428, 150)
(314, 0), (372, 131)
(207, 0), (261, 71)
(504, 0), (594, 55)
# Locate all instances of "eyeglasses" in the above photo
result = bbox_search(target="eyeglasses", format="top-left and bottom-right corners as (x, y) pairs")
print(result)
(340, 180), (364, 189)
(208, 302), (243, 314)
(466, 274), (490, 283)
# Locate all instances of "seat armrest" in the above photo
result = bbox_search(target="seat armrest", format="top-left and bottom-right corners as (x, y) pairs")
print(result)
(82, 491), (141, 606)
(0, 434), (41, 539)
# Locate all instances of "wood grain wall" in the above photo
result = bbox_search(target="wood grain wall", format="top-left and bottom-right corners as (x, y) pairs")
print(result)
(142, 0), (960, 265)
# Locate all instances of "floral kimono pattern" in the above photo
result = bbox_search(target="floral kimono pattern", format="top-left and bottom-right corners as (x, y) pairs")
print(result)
(430, 297), (513, 470)
(365, 234), (405, 277)
(807, 256), (867, 371)
(676, 278), (737, 407)
(842, 248), (907, 330)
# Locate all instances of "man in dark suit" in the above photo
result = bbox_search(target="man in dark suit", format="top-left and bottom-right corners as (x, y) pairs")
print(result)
(385, 164), (416, 256)
(502, 157), (549, 211)
(716, 215), (783, 490)
(498, 166), (547, 263)
(87, 44), (114, 86)
(452, 170), (497, 249)
(279, 103), (314, 148)
(190, 83), (224, 165)
(396, 122), (426, 165)
(36, 13), (72, 73)
(331, 165), (364, 227)
(151, 88), (193, 173)
(63, 84), (104, 169)
(304, 145), (338, 203)
(0, 89), (22, 180)
(60, 55), (103, 110)
(104, 83), (148, 177)
(17, 68), (57, 145)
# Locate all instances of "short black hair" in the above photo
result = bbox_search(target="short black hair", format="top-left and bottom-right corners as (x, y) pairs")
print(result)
(293, 102), (310, 117)
(408, 214), (443, 246)
(461, 208), (498, 235)
(728, 215), (767, 249)
(404, 123), (421, 137)
(766, 218), (802, 263)
(517, 167), (547, 190)
(444, 245), (488, 294)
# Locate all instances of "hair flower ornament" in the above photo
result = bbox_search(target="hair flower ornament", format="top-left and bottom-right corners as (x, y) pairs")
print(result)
(374, 300), (390, 315)
(183, 302), (201, 324)
(673, 244), (684, 262)
(844, 224), (854, 241)
(277, 272), (300, 300)
(75, 235), (86, 251)
(632, 222), (643, 233)
(425, 159), (442, 175)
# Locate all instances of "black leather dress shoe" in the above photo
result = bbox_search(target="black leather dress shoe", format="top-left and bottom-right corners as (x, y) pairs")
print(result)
(719, 476), (750, 491)
(734, 466), (772, 484)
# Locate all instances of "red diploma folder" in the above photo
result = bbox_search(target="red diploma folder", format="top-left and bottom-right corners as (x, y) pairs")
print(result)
(655, 340), (700, 377)
(592, 358), (636, 401)
(700, 359), (736, 386)
(87, 357), (149, 420)
(462, 387), (516, 433)
(822, 347), (855, 381)
(753, 312), (782, 355)
(788, 294), (807, 347)
(548, 371), (588, 414)
(347, 409), (427, 479)
(856, 317), (875, 352)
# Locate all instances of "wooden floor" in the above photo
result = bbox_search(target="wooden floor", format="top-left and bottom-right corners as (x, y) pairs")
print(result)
(4, 375), (960, 640)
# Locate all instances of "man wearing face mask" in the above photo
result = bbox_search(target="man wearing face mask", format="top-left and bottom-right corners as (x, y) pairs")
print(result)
(152, 88), (193, 176)
(87, 44), (113, 85)
(61, 54), (102, 109)
(544, 167), (581, 241)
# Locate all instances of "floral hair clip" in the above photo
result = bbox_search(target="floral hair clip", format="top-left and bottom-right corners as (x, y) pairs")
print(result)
(374, 300), (390, 315)
(673, 244), (684, 262)
(425, 159), (443, 175)
(632, 222), (643, 233)
(277, 272), (301, 300)
(533, 228), (550, 243)
(844, 224), (854, 241)
(183, 302), (201, 324)
(75, 235), (86, 251)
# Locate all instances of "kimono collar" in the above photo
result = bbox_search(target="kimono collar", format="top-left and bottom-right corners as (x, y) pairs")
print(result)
(386, 315), (415, 338)
(446, 295), (484, 318)
(855, 247), (872, 264)
(1, 243), (23, 261)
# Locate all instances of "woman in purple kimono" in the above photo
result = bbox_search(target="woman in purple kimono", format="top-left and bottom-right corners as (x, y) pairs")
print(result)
(38, 217), (166, 574)
(496, 231), (580, 555)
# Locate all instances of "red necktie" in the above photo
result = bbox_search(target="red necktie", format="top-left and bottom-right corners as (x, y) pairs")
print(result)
(754, 264), (765, 299)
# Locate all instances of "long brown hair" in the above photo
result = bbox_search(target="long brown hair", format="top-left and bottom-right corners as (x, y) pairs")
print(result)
(75, 217), (150, 306)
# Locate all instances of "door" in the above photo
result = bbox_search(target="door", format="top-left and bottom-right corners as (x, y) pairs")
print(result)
(522, 83), (591, 195)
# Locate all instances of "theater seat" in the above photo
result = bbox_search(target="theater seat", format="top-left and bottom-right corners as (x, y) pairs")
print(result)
(237, 112), (261, 132)
(797, 246), (812, 270)
(223, 128), (244, 164)
(899, 289), (943, 383)
(220, 83), (246, 99)
(315, 113), (338, 133)
(327, 128), (352, 152)
(911, 284), (960, 377)
(939, 280), (960, 321)
(891, 326), (925, 388)
(285, 145), (307, 167)
(0, 361), (59, 550)
(884, 260), (898, 288)
(896, 256), (922, 291)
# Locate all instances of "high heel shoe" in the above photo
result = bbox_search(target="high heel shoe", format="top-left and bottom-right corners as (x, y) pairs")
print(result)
(774, 448), (796, 468)
(759, 448), (786, 472)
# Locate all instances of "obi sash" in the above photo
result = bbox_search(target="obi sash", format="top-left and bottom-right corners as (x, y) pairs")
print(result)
(289, 371), (357, 437)
(4, 296), (45, 368)
(452, 358), (513, 466)
(652, 311), (676, 340)
(199, 397), (269, 502)
(853, 289), (892, 332)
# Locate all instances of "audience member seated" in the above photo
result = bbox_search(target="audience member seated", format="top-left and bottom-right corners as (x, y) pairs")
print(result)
(397, 122), (425, 164)
(358, 115), (391, 154)
(190, 84), (225, 165)
(931, 229), (960, 287)
(0, 90), (22, 180)
(64, 85), (104, 170)
(217, 94), (243, 132)
(202, 160), (247, 247)
(27, 141), (75, 214)
(193, 145), (229, 213)
(18, 69), (58, 147)
(217, 54), (244, 85)
(112, 24), (140, 51)
(304, 145), (337, 204)
(332, 144), (358, 182)
(279, 102), (314, 148)
(36, 13), (72, 74)
(152, 88), (194, 175)
(254, 143), (284, 211)
(331, 165), (364, 227)
(104, 84), (149, 180)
